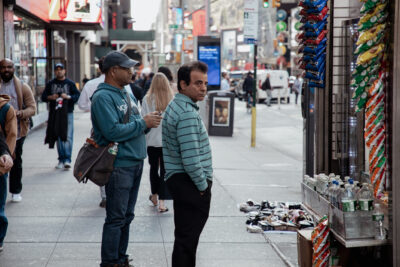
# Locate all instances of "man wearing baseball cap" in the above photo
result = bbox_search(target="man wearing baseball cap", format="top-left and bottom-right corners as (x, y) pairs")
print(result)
(41, 62), (80, 170)
(91, 51), (162, 267)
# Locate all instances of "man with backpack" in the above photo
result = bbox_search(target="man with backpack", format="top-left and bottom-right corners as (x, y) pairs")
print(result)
(262, 73), (272, 106)
(0, 59), (36, 202)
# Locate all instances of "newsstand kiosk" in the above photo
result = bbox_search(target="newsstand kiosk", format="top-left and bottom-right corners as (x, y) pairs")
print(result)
(298, 0), (400, 266)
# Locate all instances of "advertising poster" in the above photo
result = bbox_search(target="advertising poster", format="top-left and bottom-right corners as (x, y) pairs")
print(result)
(49, 0), (103, 24)
(198, 46), (221, 86)
(222, 30), (236, 61)
(192, 9), (206, 36)
(212, 97), (230, 127)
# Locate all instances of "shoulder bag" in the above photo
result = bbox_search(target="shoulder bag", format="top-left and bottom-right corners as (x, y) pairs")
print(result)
(73, 90), (132, 186)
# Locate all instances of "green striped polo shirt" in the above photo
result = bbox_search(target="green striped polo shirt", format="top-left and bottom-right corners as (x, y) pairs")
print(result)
(162, 93), (213, 191)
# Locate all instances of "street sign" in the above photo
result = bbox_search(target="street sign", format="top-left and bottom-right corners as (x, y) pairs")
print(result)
(169, 24), (178, 29)
(277, 9), (287, 21)
(244, 0), (259, 43)
(276, 21), (287, 32)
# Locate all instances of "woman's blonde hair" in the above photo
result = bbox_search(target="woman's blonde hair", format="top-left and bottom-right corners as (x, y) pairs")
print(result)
(146, 72), (174, 112)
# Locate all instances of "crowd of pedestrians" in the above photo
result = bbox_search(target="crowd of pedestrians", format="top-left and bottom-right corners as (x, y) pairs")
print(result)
(0, 51), (214, 267)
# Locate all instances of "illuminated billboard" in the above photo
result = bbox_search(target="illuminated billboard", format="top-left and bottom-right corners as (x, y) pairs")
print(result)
(49, 0), (103, 24)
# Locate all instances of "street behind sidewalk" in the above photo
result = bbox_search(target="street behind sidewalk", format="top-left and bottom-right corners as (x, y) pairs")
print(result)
(0, 96), (303, 267)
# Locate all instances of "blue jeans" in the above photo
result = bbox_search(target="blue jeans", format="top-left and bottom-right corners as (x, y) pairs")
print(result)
(57, 112), (73, 164)
(0, 174), (8, 245)
(101, 163), (143, 266)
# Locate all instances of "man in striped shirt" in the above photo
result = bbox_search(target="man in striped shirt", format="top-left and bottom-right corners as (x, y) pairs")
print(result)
(162, 61), (213, 267)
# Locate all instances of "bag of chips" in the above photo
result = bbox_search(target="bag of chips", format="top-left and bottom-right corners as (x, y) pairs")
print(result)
(361, 0), (387, 14)
(358, 10), (388, 32)
(356, 23), (386, 46)
(356, 43), (385, 65)
(355, 31), (385, 55)
(358, 3), (387, 26)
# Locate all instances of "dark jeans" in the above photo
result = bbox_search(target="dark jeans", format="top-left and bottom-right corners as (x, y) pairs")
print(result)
(9, 137), (25, 194)
(147, 146), (168, 199)
(57, 113), (73, 164)
(295, 92), (299, 104)
(0, 174), (8, 245)
(100, 163), (143, 266)
(167, 173), (212, 267)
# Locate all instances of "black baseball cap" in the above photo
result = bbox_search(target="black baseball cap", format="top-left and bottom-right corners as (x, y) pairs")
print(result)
(54, 63), (65, 70)
(103, 51), (139, 72)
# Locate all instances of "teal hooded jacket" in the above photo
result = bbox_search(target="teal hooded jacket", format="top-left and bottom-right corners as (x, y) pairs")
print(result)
(91, 82), (147, 167)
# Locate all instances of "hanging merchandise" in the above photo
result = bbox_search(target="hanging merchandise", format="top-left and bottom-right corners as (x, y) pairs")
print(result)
(297, 0), (329, 90)
(311, 216), (330, 267)
(352, 0), (389, 197)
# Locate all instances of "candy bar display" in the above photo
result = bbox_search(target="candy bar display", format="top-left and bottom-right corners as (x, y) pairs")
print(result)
(239, 200), (314, 233)
(297, 0), (329, 90)
(351, 0), (389, 198)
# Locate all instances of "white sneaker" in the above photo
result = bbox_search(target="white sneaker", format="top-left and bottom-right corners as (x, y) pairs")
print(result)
(56, 162), (64, 169)
(11, 194), (22, 202)
(64, 162), (71, 170)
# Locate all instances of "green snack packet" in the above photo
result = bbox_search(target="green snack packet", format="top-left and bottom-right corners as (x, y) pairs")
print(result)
(352, 80), (369, 99)
(352, 54), (382, 77)
(358, 9), (388, 32)
(355, 31), (385, 55)
(356, 92), (369, 112)
(361, 0), (387, 14)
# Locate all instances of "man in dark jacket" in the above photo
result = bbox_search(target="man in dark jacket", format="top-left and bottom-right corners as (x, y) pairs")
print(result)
(242, 72), (254, 109)
(41, 63), (80, 170)
(262, 73), (272, 106)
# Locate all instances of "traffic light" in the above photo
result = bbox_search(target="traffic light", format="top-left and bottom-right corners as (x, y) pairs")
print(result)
(263, 0), (270, 8)
(272, 0), (281, 8)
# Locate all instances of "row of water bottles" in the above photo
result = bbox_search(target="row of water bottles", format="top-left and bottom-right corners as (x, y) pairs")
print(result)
(304, 173), (386, 240)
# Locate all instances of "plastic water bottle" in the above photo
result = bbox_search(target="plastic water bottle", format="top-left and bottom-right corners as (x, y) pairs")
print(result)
(329, 181), (338, 206)
(372, 203), (386, 240)
(340, 184), (356, 212)
(357, 183), (374, 211)
(332, 181), (341, 208)
(108, 142), (119, 155)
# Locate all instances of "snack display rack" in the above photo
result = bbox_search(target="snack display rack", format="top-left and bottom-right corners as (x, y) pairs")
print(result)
(298, 0), (398, 264)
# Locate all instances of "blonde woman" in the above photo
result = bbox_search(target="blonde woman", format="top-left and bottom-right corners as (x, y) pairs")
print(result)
(141, 72), (174, 212)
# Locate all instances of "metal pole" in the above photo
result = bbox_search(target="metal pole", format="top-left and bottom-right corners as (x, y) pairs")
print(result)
(251, 43), (257, 147)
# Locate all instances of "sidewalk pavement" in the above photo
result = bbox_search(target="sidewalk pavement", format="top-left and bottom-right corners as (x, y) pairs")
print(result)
(0, 97), (302, 267)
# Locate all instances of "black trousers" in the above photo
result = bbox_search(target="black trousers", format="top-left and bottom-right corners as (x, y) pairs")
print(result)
(9, 137), (25, 194)
(147, 146), (168, 199)
(166, 173), (212, 267)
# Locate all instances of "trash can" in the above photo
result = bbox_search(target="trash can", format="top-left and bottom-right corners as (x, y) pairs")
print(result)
(207, 91), (235, 136)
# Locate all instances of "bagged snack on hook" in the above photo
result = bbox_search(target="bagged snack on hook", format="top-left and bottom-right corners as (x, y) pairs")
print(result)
(357, 43), (385, 65)
(355, 30), (385, 55)
(302, 38), (327, 54)
(361, 0), (387, 14)
(300, 0), (327, 8)
(306, 58), (326, 72)
(358, 3), (387, 27)
(358, 10), (388, 32)
(357, 23), (386, 46)
(305, 30), (328, 45)
(355, 92), (369, 112)
(352, 55), (382, 77)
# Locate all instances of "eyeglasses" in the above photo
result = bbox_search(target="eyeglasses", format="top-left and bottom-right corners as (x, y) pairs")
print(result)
(115, 66), (133, 73)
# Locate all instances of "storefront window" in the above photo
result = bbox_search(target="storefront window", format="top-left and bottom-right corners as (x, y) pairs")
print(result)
(12, 14), (47, 114)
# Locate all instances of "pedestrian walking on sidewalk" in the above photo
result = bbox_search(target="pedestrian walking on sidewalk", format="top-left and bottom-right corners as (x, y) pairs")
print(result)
(162, 61), (213, 267)
(262, 73), (272, 106)
(91, 51), (162, 267)
(0, 59), (36, 203)
(243, 72), (254, 111)
(141, 72), (174, 213)
(0, 134), (15, 252)
(42, 63), (80, 170)
(158, 66), (178, 94)
(292, 74), (302, 105)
